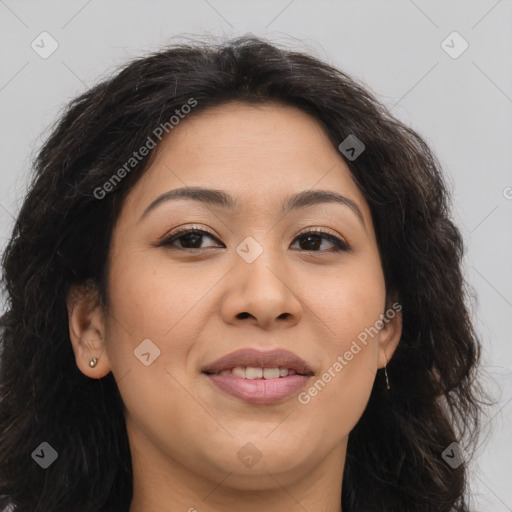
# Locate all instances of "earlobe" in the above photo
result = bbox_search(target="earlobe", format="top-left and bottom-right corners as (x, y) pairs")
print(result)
(377, 302), (402, 369)
(66, 282), (111, 379)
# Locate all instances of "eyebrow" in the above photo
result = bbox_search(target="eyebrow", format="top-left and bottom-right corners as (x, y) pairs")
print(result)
(139, 186), (366, 229)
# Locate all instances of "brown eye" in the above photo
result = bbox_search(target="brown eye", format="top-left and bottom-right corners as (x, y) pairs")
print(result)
(159, 227), (349, 252)
(291, 230), (349, 252)
(160, 229), (223, 250)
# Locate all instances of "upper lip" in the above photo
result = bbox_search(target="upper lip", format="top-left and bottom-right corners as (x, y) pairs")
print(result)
(201, 348), (315, 376)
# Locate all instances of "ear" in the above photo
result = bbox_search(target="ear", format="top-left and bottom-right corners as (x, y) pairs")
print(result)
(67, 281), (111, 379)
(376, 299), (403, 369)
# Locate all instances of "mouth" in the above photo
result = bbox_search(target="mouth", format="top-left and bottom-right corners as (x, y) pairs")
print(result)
(201, 348), (315, 404)
(201, 347), (315, 376)
(203, 366), (309, 378)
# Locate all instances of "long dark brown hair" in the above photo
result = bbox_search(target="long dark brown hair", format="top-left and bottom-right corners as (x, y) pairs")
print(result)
(0, 35), (486, 511)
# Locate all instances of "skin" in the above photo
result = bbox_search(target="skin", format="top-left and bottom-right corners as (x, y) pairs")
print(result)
(67, 101), (402, 512)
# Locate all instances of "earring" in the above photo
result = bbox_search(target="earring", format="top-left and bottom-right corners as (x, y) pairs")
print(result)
(89, 357), (98, 368)
(384, 364), (390, 390)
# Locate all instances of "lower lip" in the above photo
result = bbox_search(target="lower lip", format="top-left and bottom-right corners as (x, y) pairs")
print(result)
(204, 373), (312, 404)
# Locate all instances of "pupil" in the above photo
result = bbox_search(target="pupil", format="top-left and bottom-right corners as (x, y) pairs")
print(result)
(183, 233), (202, 248)
(302, 234), (320, 250)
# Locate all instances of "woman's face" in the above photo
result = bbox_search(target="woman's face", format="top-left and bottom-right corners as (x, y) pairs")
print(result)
(69, 101), (401, 499)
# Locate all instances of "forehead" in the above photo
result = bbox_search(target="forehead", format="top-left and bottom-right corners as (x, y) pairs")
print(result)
(121, 101), (370, 221)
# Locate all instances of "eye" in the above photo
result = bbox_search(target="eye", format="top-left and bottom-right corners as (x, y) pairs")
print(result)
(291, 228), (349, 252)
(159, 226), (349, 252)
(159, 227), (223, 250)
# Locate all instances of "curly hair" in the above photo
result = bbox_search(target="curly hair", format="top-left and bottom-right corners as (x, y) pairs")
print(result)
(0, 35), (485, 511)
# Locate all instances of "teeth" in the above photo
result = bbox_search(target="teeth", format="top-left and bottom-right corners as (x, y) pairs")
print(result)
(231, 367), (246, 378)
(263, 368), (280, 379)
(214, 366), (299, 379)
(245, 367), (263, 379)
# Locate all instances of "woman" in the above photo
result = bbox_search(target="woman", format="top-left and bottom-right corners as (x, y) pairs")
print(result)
(0, 35), (485, 511)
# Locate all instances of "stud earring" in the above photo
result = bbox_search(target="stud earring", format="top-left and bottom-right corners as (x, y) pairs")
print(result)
(89, 357), (98, 368)
(384, 364), (390, 390)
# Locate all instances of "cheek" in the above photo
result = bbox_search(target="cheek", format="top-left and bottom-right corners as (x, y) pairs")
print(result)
(107, 247), (218, 340)
(104, 251), (210, 442)
(300, 254), (385, 417)
(297, 301), (380, 442)
(314, 253), (386, 351)
(103, 249), (208, 403)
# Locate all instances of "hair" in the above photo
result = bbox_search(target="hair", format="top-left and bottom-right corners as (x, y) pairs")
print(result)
(0, 35), (487, 511)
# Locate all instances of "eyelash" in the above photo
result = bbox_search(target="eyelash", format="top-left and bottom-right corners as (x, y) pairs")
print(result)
(159, 225), (350, 253)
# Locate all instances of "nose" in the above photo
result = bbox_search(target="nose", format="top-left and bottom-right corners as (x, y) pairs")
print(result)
(219, 243), (303, 331)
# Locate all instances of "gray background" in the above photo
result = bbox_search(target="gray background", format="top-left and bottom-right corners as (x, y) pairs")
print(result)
(0, 1), (511, 509)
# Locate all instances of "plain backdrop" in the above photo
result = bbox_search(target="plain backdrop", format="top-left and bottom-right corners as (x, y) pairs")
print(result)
(0, 1), (511, 510)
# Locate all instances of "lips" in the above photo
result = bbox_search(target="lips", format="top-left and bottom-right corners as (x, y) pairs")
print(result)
(201, 348), (315, 376)
(201, 348), (315, 404)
